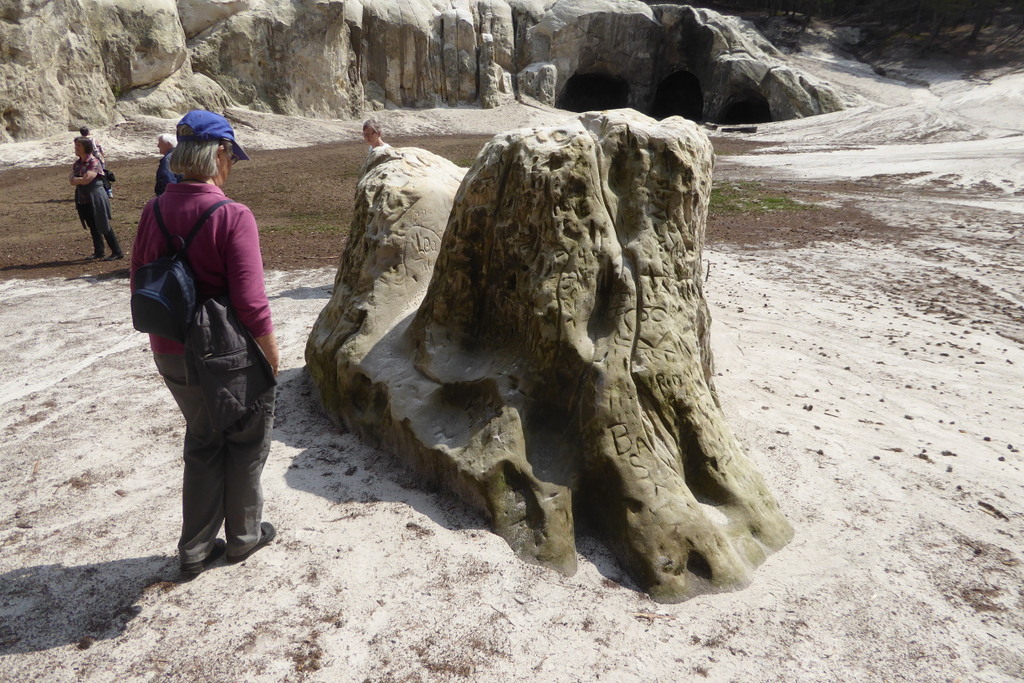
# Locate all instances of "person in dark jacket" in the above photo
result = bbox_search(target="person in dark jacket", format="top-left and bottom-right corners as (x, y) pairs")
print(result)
(70, 136), (123, 260)
(154, 133), (181, 195)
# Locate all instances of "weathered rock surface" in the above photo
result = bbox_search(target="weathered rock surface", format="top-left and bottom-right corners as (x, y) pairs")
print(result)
(521, 3), (849, 122)
(188, 0), (363, 119)
(1, 0), (850, 143)
(306, 110), (793, 602)
(305, 145), (466, 421)
(0, 0), (190, 141)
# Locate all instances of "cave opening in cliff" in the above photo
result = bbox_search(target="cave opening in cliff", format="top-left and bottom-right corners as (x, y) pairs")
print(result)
(2, 109), (19, 138)
(650, 71), (704, 121)
(557, 73), (630, 113)
(719, 94), (773, 124)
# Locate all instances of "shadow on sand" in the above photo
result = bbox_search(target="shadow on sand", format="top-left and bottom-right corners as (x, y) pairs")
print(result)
(272, 283), (334, 301)
(0, 257), (102, 273)
(0, 554), (184, 654)
(272, 365), (634, 592)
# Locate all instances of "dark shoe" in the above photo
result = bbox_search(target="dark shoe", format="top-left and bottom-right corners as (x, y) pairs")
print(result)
(226, 522), (276, 564)
(180, 538), (226, 576)
(89, 254), (104, 260)
(103, 253), (124, 261)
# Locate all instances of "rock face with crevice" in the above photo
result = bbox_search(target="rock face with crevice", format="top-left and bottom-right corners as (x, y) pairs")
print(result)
(525, 2), (847, 122)
(305, 144), (466, 418)
(306, 110), (793, 602)
(1, 0), (851, 143)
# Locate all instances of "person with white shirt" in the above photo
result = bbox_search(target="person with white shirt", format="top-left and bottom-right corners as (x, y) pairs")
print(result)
(362, 118), (391, 151)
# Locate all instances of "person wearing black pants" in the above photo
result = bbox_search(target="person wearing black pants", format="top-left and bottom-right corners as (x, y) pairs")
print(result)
(70, 136), (123, 260)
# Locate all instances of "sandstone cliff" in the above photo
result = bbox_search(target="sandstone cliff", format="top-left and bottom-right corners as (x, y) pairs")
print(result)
(1, 0), (850, 143)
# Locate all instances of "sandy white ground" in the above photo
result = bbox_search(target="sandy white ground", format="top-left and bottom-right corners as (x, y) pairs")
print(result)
(2, 43), (1023, 682)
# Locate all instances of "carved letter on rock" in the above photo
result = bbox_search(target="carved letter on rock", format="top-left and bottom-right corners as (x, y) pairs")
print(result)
(306, 111), (793, 602)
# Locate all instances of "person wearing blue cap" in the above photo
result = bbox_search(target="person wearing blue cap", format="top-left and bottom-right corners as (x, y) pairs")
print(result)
(174, 109), (251, 163)
(130, 110), (278, 576)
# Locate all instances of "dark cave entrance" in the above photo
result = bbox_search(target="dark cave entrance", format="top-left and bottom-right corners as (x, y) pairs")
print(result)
(650, 71), (704, 121)
(557, 73), (630, 113)
(719, 94), (773, 124)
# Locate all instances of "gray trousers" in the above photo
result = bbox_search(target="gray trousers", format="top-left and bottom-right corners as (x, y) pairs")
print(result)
(154, 353), (276, 564)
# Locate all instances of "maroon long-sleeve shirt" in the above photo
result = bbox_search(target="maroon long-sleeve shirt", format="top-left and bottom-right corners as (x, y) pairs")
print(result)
(130, 182), (273, 355)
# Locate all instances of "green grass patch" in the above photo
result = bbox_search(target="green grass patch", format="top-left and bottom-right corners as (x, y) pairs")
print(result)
(710, 180), (812, 214)
(264, 213), (346, 235)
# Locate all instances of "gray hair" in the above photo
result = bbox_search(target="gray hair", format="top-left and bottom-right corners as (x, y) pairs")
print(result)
(157, 133), (176, 147)
(362, 118), (382, 135)
(169, 124), (221, 179)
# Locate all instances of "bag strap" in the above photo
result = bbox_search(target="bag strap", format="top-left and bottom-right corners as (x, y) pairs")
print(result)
(152, 198), (234, 257)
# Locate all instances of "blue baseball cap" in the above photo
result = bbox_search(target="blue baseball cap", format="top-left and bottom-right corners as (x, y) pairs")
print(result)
(176, 110), (250, 161)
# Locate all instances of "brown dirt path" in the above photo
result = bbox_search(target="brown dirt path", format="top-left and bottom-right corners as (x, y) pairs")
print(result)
(0, 136), (493, 280)
(0, 133), (885, 281)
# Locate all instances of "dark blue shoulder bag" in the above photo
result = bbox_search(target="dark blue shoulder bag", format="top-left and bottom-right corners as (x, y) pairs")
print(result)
(131, 199), (233, 342)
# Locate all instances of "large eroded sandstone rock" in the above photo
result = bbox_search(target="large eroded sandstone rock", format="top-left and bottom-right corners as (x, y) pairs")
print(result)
(306, 110), (793, 602)
(305, 145), (467, 418)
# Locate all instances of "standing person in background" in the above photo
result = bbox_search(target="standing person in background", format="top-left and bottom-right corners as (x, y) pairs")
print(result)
(154, 133), (181, 195)
(130, 110), (279, 577)
(79, 126), (114, 198)
(362, 118), (390, 151)
(70, 136), (123, 260)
